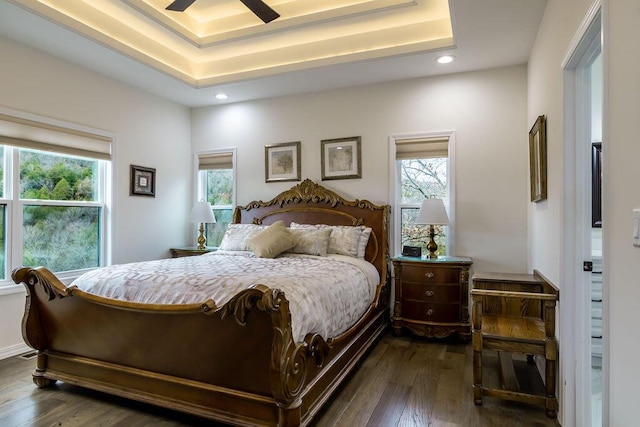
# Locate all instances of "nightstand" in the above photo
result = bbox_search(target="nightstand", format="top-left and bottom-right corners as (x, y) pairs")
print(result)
(392, 256), (473, 340)
(170, 247), (217, 258)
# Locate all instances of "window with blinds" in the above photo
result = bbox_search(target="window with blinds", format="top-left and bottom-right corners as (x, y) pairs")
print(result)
(196, 149), (235, 248)
(0, 112), (111, 283)
(394, 135), (450, 257)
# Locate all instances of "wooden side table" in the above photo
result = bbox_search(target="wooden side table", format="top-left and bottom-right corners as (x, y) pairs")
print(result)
(391, 256), (473, 340)
(170, 247), (217, 258)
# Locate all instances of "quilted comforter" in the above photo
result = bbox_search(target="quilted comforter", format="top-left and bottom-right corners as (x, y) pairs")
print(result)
(72, 251), (380, 342)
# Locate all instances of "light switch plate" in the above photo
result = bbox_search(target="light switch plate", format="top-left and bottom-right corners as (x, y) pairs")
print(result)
(634, 209), (640, 247)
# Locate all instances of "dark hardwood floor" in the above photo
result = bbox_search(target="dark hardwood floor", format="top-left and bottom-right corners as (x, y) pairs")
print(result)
(0, 331), (561, 426)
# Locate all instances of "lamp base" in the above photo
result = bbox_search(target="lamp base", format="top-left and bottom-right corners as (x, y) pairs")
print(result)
(196, 223), (207, 250)
(426, 224), (438, 259)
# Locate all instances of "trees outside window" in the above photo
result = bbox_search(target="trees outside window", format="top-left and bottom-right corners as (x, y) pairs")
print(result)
(195, 150), (235, 248)
(202, 168), (234, 247)
(399, 157), (449, 256)
(0, 147), (106, 282)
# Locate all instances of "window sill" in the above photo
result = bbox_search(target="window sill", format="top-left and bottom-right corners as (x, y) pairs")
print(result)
(0, 270), (85, 296)
(0, 283), (26, 296)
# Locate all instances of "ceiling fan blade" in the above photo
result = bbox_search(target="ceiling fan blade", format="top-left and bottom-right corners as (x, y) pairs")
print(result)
(239, 0), (280, 23)
(166, 0), (196, 12)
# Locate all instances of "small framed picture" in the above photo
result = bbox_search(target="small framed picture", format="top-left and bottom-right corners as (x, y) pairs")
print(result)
(265, 141), (301, 183)
(130, 164), (156, 197)
(529, 116), (547, 202)
(321, 136), (362, 180)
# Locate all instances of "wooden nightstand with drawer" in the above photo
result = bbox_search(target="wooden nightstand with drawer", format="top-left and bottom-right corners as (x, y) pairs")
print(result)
(392, 256), (473, 340)
(170, 247), (217, 258)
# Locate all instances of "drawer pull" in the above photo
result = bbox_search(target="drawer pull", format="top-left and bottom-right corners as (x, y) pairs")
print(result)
(426, 309), (434, 316)
(424, 272), (435, 279)
(425, 290), (435, 297)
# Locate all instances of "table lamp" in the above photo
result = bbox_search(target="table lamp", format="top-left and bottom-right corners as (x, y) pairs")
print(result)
(190, 201), (216, 250)
(415, 198), (449, 259)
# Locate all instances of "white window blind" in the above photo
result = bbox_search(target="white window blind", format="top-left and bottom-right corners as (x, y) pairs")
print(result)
(0, 113), (112, 160)
(395, 136), (449, 159)
(198, 152), (233, 170)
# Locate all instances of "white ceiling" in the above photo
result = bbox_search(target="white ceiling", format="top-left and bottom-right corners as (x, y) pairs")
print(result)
(0, 0), (547, 108)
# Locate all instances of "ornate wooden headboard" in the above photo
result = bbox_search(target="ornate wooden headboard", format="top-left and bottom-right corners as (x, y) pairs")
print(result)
(233, 179), (390, 282)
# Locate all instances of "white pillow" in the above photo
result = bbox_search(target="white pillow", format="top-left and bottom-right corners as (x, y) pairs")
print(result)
(287, 228), (332, 256)
(357, 226), (373, 258)
(218, 223), (266, 251)
(290, 222), (372, 258)
(247, 221), (297, 258)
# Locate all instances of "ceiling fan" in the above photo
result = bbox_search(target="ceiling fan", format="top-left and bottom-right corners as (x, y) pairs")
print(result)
(166, 0), (280, 24)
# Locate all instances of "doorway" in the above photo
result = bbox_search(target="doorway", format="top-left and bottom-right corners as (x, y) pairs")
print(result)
(562, 5), (604, 427)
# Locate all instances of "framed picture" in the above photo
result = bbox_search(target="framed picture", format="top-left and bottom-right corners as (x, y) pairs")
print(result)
(592, 142), (602, 227)
(264, 141), (301, 183)
(528, 116), (547, 202)
(321, 136), (362, 180)
(130, 164), (156, 197)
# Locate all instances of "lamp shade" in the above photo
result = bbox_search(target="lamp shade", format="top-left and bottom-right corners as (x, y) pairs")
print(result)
(415, 199), (449, 225)
(190, 201), (216, 224)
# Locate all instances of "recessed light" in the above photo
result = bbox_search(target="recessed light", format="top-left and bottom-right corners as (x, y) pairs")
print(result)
(215, 93), (228, 100)
(436, 55), (455, 64)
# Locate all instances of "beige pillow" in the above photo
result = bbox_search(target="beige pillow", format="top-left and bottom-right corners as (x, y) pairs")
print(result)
(287, 228), (332, 256)
(289, 222), (372, 258)
(247, 221), (297, 258)
(219, 224), (266, 251)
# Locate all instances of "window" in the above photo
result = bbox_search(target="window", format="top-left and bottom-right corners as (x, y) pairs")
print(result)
(195, 150), (236, 247)
(0, 111), (111, 285)
(391, 133), (454, 257)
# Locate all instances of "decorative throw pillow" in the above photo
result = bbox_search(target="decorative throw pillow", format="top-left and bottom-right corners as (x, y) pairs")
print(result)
(289, 222), (371, 258)
(247, 221), (297, 258)
(218, 224), (266, 251)
(325, 226), (361, 257)
(357, 227), (373, 258)
(287, 228), (332, 256)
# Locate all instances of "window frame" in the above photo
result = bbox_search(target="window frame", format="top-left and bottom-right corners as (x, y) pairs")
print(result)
(193, 148), (236, 247)
(0, 108), (113, 292)
(388, 131), (457, 257)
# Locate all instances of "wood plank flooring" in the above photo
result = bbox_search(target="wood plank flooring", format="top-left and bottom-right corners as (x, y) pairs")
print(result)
(0, 331), (561, 426)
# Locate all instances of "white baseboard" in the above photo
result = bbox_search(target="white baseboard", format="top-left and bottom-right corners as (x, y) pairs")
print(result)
(0, 342), (31, 360)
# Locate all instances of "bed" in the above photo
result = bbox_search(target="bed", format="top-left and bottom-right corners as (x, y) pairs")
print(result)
(13, 179), (390, 427)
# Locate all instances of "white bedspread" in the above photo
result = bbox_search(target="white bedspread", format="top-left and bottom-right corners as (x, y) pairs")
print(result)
(71, 251), (380, 343)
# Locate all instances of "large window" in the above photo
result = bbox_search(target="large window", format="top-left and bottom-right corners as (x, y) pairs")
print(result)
(20, 150), (103, 272)
(196, 150), (235, 248)
(0, 111), (111, 285)
(392, 134), (454, 257)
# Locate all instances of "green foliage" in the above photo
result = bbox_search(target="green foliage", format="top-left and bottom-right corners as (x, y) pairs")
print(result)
(206, 169), (233, 206)
(20, 150), (96, 201)
(202, 168), (234, 247)
(17, 149), (101, 272)
(205, 208), (233, 247)
(22, 206), (100, 271)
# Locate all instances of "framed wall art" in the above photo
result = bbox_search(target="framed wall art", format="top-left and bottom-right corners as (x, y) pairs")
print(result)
(264, 141), (301, 183)
(130, 164), (156, 197)
(528, 115), (547, 202)
(321, 136), (362, 180)
(592, 142), (602, 227)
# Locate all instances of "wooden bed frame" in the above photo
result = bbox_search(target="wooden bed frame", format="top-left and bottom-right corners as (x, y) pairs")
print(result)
(13, 179), (390, 427)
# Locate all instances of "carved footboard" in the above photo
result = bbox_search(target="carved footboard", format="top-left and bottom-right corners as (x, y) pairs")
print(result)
(14, 266), (388, 426)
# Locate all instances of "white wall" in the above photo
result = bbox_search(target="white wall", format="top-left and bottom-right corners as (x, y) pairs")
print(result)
(192, 65), (530, 274)
(605, 0), (640, 425)
(0, 38), (193, 355)
(529, 0), (640, 425)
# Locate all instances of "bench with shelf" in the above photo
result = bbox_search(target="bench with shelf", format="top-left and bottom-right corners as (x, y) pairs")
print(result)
(471, 270), (559, 418)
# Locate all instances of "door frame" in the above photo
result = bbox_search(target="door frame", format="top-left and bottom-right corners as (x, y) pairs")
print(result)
(561, 2), (607, 426)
